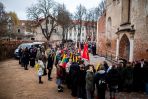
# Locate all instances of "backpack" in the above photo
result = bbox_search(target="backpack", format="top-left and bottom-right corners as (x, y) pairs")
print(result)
(96, 74), (107, 90)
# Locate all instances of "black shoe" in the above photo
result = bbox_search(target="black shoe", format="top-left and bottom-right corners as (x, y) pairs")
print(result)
(39, 81), (43, 84)
(48, 77), (52, 80)
(58, 88), (63, 92)
(60, 86), (64, 89)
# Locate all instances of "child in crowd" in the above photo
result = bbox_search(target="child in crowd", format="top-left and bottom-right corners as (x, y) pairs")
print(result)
(56, 62), (64, 92)
(37, 57), (45, 84)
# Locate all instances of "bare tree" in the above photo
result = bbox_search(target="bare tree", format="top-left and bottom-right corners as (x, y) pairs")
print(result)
(95, 0), (106, 18)
(84, 0), (106, 42)
(56, 4), (72, 42)
(0, 2), (8, 37)
(27, 0), (58, 41)
(85, 8), (98, 42)
(74, 4), (86, 42)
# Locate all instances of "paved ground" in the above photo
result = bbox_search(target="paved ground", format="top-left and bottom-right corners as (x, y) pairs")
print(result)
(0, 56), (148, 99)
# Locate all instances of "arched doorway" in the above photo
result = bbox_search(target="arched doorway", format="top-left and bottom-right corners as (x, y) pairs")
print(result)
(119, 34), (130, 61)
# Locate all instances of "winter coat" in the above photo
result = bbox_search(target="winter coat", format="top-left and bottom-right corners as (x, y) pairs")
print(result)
(47, 54), (54, 69)
(66, 62), (71, 73)
(22, 51), (29, 65)
(29, 47), (37, 59)
(86, 70), (94, 91)
(38, 60), (45, 76)
(78, 69), (86, 86)
(69, 62), (80, 85)
(123, 66), (133, 85)
(36, 50), (42, 61)
(94, 70), (107, 91)
(106, 68), (120, 87)
(57, 66), (63, 79)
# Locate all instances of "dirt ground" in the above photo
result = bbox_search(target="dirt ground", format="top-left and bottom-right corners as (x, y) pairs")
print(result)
(0, 59), (75, 99)
(0, 59), (148, 99)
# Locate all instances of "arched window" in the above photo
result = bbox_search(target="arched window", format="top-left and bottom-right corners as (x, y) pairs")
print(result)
(107, 17), (112, 39)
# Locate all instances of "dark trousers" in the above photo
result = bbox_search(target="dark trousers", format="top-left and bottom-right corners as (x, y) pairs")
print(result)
(71, 81), (77, 97)
(39, 76), (42, 83)
(66, 73), (71, 88)
(48, 68), (52, 79)
(24, 64), (28, 70)
(97, 90), (105, 99)
(30, 58), (35, 67)
(19, 57), (21, 64)
(77, 85), (86, 99)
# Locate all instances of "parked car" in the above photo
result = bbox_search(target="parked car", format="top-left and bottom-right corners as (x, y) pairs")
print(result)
(14, 43), (33, 58)
(14, 42), (45, 58)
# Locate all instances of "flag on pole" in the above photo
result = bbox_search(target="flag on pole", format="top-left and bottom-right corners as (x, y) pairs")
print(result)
(61, 54), (68, 68)
(82, 43), (90, 61)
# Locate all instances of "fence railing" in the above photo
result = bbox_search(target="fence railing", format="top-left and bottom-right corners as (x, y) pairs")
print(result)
(98, 50), (124, 64)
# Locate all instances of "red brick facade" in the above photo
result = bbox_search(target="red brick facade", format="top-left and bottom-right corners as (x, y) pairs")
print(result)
(97, 13), (107, 56)
(97, 0), (148, 61)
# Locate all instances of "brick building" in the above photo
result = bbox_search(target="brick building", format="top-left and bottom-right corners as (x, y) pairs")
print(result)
(97, 0), (148, 62)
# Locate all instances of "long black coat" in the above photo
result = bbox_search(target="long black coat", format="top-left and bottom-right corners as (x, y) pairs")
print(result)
(47, 54), (54, 69)
(22, 51), (29, 65)
(106, 68), (120, 87)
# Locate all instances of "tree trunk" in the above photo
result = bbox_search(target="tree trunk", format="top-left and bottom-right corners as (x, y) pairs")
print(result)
(62, 27), (65, 43)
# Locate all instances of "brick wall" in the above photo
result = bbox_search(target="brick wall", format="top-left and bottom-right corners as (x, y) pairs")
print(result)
(97, 13), (107, 56)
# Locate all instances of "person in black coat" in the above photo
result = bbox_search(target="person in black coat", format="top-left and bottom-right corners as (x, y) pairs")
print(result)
(69, 62), (80, 97)
(106, 65), (120, 99)
(123, 62), (133, 92)
(103, 61), (109, 73)
(117, 63), (124, 92)
(22, 47), (29, 70)
(77, 62), (86, 99)
(47, 52), (54, 80)
(18, 47), (22, 65)
(133, 61), (141, 92)
(94, 66), (107, 99)
(92, 44), (96, 55)
(133, 59), (147, 92)
(29, 45), (37, 67)
(140, 59), (148, 92)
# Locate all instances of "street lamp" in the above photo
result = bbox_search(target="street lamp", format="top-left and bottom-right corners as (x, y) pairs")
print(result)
(7, 16), (12, 41)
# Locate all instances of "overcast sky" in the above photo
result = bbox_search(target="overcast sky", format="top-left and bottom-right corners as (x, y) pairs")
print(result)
(1, 0), (102, 20)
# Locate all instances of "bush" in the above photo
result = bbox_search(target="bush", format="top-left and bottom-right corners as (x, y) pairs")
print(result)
(0, 40), (31, 61)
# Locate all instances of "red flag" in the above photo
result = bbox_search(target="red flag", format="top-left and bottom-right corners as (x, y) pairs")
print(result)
(82, 43), (90, 61)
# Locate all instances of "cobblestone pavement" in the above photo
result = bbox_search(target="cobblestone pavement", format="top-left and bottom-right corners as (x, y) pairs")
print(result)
(0, 58), (148, 99)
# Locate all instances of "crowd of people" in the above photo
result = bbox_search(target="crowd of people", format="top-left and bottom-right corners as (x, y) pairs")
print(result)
(18, 42), (148, 99)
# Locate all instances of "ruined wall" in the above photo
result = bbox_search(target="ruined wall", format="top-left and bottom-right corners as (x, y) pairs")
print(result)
(130, 0), (148, 60)
(105, 0), (122, 56)
(97, 0), (148, 61)
(97, 13), (106, 56)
